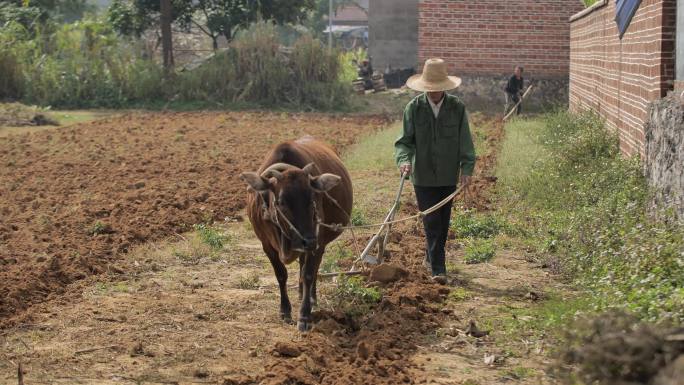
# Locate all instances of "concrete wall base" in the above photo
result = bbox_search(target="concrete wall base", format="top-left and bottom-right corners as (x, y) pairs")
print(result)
(644, 93), (684, 220)
(450, 76), (569, 113)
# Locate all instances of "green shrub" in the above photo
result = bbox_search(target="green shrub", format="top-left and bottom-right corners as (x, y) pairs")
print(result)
(350, 207), (368, 226)
(193, 224), (229, 251)
(500, 110), (684, 323)
(174, 22), (351, 110)
(452, 211), (503, 239)
(1, 19), (351, 110)
(463, 239), (496, 264)
(325, 275), (381, 317)
(320, 244), (353, 274)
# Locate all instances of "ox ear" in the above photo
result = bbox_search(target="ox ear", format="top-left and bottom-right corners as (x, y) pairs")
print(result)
(310, 173), (341, 193)
(302, 162), (316, 176)
(240, 172), (272, 192)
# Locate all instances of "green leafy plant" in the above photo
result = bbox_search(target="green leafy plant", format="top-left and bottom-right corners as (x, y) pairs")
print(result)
(237, 272), (260, 290)
(350, 206), (368, 226)
(320, 244), (353, 274)
(193, 223), (229, 251)
(451, 211), (504, 239)
(325, 275), (381, 317)
(463, 239), (496, 264)
(497, 110), (684, 323)
(89, 221), (111, 235)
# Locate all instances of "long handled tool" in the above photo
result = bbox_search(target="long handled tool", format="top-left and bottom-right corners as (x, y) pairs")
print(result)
(358, 172), (407, 266)
(503, 83), (534, 122)
(319, 174), (407, 278)
(319, 173), (465, 278)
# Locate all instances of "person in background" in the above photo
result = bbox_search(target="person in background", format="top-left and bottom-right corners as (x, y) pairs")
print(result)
(505, 66), (525, 115)
(395, 58), (476, 284)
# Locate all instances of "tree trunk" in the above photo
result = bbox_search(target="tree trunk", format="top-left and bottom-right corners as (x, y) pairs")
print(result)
(212, 36), (218, 51)
(160, 0), (174, 72)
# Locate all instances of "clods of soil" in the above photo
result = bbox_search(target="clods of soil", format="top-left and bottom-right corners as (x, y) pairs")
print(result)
(0, 111), (391, 326)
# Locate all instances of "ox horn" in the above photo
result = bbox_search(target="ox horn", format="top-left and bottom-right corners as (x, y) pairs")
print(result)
(260, 163), (298, 180)
(302, 163), (316, 176)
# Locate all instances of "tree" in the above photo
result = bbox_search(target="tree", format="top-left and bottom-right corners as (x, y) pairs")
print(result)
(160, 0), (173, 70)
(0, 0), (93, 31)
(108, 0), (315, 50)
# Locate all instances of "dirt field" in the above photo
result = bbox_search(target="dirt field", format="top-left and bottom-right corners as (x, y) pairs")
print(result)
(0, 111), (566, 384)
(0, 111), (391, 326)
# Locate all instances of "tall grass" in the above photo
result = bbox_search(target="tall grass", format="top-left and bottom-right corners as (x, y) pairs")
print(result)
(176, 24), (350, 110)
(1, 20), (353, 110)
(497, 111), (684, 323)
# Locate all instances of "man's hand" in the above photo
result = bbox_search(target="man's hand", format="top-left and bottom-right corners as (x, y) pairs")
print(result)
(399, 163), (412, 176)
(460, 175), (471, 188)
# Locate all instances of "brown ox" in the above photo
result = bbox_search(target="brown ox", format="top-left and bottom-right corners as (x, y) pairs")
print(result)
(240, 137), (352, 331)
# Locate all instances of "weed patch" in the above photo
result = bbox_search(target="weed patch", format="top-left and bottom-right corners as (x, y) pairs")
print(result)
(193, 224), (230, 251)
(463, 239), (496, 264)
(320, 244), (353, 274)
(324, 276), (381, 317)
(350, 207), (369, 226)
(451, 210), (504, 239)
(496, 110), (684, 322)
(447, 287), (472, 302)
(237, 272), (260, 290)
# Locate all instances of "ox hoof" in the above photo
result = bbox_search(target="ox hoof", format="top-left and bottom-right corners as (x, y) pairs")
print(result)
(281, 313), (294, 325)
(297, 319), (312, 332)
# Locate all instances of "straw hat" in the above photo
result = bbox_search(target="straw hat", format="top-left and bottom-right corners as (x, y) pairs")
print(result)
(406, 58), (462, 92)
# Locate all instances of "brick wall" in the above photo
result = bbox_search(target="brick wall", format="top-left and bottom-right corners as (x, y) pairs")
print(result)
(569, 0), (677, 156)
(418, 0), (584, 77)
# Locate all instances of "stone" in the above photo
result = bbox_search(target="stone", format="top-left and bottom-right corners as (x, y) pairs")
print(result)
(273, 341), (301, 358)
(370, 263), (408, 284)
(356, 341), (370, 360)
(653, 355), (684, 385)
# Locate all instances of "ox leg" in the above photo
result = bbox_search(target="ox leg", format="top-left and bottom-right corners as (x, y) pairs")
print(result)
(310, 248), (324, 308)
(297, 251), (318, 332)
(264, 246), (292, 323)
(298, 254), (305, 300)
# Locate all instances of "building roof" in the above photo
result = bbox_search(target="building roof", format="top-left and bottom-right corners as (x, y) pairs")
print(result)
(332, 4), (368, 24)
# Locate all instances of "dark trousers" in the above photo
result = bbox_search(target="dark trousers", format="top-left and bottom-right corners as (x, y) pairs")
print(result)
(414, 185), (456, 276)
(507, 92), (522, 115)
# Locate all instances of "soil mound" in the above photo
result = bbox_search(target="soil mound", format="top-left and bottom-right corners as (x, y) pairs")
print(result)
(558, 312), (684, 385)
(255, 273), (449, 385)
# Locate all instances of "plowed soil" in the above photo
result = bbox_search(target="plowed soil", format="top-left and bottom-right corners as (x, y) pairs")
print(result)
(0, 111), (563, 385)
(0, 111), (391, 326)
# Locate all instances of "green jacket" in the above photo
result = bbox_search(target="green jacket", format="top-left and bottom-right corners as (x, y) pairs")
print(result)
(394, 93), (476, 187)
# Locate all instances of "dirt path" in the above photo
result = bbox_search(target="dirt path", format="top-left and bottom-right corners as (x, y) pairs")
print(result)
(0, 113), (568, 384)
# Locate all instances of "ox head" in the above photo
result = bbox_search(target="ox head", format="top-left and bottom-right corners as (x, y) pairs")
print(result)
(240, 163), (341, 252)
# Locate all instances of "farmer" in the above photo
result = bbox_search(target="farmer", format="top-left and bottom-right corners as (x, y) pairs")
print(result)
(504, 66), (524, 115)
(395, 58), (476, 284)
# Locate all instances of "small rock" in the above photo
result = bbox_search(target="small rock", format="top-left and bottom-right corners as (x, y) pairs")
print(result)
(524, 291), (542, 301)
(653, 355), (684, 385)
(370, 263), (408, 284)
(273, 341), (301, 358)
(466, 320), (490, 338)
(222, 375), (252, 385)
(249, 349), (257, 357)
(129, 341), (145, 357)
(313, 318), (340, 335)
(194, 368), (209, 378)
(126, 181), (146, 189)
(356, 341), (370, 360)
(387, 232), (403, 244)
